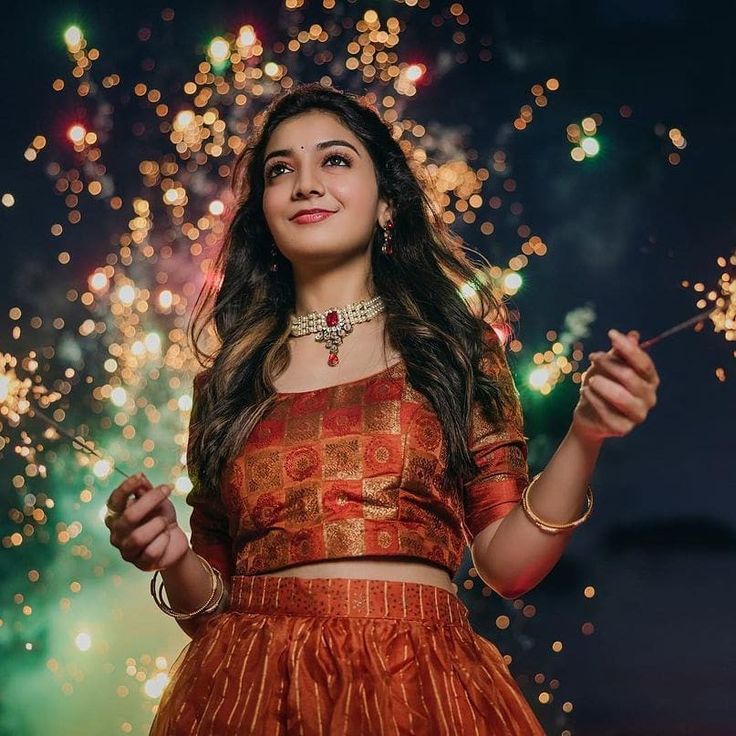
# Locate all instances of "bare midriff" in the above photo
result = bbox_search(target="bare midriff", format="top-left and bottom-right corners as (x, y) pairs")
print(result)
(254, 557), (457, 596)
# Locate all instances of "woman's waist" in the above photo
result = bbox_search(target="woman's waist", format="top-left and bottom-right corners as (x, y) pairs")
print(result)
(248, 556), (457, 595)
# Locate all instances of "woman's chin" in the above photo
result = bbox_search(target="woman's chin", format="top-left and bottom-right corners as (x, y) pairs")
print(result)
(285, 244), (366, 265)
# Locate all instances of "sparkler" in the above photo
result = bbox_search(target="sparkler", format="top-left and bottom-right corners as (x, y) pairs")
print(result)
(638, 308), (718, 350)
(640, 250), (735, 351)
(0, 353), (131, 480)
(26, 403), (132, 481)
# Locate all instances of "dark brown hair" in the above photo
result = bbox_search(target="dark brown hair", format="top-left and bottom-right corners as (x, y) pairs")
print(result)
(187, 82), (520, 499)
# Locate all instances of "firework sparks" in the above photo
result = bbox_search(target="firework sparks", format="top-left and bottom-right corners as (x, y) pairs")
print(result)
(0, 351), (131, 479)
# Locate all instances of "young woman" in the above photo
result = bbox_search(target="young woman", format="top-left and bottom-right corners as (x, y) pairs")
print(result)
(105, 83), (660, 735)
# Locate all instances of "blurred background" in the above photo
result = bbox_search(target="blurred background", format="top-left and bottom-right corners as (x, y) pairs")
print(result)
(0, 1), (733, 734)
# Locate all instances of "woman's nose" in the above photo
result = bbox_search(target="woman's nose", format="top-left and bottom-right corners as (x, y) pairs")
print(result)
(292, 166), (325, 198)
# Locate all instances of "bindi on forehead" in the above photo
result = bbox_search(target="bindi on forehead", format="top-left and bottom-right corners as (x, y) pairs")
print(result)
(263, 138), (362, 166)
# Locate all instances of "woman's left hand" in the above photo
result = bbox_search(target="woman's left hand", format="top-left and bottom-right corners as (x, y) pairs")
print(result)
(571, 328), (660, 443)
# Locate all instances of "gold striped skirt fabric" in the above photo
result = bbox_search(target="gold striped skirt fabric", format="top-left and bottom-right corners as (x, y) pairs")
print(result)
(148, 574), (545, 735)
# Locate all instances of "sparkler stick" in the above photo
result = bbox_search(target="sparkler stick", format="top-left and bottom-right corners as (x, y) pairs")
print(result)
(638, 308), (718, 350)
(26, 402), (132, 481)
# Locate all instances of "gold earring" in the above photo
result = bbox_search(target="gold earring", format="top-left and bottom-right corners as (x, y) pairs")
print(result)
(269, 244), (278, 272)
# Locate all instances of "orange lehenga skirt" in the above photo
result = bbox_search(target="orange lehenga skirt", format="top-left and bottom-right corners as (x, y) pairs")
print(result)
(149, 575), (545, 735)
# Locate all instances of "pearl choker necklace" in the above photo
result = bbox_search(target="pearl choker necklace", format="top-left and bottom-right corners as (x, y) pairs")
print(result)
(290, 296), (386, 366)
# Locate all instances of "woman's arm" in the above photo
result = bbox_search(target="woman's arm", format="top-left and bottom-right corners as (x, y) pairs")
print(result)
(471, 427), (602, 599)
(472, 327), (659, 599)
(166, 371), (234, 638)
(160, 547), (231, 638)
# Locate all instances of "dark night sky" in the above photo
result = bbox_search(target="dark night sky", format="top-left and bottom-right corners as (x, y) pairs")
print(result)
(1, 1), (734, 732)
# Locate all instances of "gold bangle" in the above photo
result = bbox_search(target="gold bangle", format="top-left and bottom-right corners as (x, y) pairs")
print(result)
(150, 553), (225, 620)
(153, 573), (223, 620)
(151, 554), (223, 620)
(521, 472), (594, 534)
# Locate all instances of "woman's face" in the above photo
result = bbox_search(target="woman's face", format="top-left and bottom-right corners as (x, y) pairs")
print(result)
(261, 110), (390, 266)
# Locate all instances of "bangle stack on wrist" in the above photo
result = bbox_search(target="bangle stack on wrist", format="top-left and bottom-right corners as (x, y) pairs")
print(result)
(150, 553), (225, 620)
(521, 472), (594, 534)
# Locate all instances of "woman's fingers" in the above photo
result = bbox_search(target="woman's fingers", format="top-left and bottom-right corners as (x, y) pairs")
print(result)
(104, 474), (187, 572)
(114, 484), (172, 535)
(608, 329), (659, 385)
(577, 328), (659, 441)
(118, 514), (169, 562)
(105, 473), (152, 524)
(137, 533), (171, 571)
(582, 381), (635, 436)
(587, 373), (647, 423)
(588, 354), (656, 410)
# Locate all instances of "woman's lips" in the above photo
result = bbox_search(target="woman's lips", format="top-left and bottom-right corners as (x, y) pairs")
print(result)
(291, 211), (335, 224)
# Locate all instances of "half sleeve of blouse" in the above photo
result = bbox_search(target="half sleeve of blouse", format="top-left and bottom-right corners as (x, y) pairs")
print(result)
(463, 325), (530, 540)
(184, 373), (234, 587)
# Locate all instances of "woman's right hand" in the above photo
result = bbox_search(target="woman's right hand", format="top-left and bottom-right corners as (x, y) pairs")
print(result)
(105, 473), (191, 572)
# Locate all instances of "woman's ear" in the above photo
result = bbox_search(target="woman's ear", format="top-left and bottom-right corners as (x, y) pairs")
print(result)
(377, 199), (394, 227)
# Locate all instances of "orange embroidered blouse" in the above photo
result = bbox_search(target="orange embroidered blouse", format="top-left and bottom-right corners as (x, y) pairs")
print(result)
(185, 328), (530, 586)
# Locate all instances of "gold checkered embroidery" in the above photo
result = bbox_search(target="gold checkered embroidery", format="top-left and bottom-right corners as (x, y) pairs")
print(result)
(243, 449), (283, 494)
(323, 437), (363, 479)
(362, 478), (399, 520)
(324, 518), (365, 556)
(363, 400), (401, 433)
(284, 411), (321, 443)
(284, 484), (321, 523)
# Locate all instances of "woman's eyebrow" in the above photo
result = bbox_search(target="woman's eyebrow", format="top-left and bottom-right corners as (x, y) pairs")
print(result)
(263, 139), (361, 166)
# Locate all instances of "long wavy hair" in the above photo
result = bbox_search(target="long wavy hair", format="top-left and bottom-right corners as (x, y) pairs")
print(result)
(187, 82), (520, 500)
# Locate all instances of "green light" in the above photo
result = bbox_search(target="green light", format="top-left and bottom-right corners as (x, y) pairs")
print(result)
(208, 36), (231, 72)
(503, 272), (523, 292)
(581, 136), (600, 157)
(528, 365), (550, 391)
(64, 26), (83, 49)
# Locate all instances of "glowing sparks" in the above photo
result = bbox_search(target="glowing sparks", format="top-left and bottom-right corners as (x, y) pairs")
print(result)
(110, 387), (127, 407)
(237, 25), (257, 48)
(0, 352), (37, 423)
(158, 289), (173, 309)
(672, 250), (736, 368)
(1, 350), (129, 479)
(75, 632), (92, 651)
(173, 110), (195, 131)
(526, 306), (597, 395)
(503, 271), (523, 293)
(264, 61), (281, 78)
(64, 26), (83, 52)
(405, 63), (424, 82)
(144, 672), (171, 698)
(67, 124), (87, 145)
(89, 271), (109, 291)
(580, 136), (600, 156)
(567, 116), (602, 161)
(117, 284), (135, 305)
(208, 36), (230, 65)
(708, 251), (736, 343)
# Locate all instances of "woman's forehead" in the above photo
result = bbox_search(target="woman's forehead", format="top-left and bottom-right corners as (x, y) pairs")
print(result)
(266, 110), (361, 151)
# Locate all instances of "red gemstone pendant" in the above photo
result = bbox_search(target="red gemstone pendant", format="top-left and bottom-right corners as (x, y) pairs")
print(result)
(328, 352), (339, 366)
(325, 309), (339, 327)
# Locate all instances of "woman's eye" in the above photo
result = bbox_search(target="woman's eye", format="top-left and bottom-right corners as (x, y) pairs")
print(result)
(266, 153), (350, 180)
(324, 153), (351, 167)
(266, 163), (288, 179)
